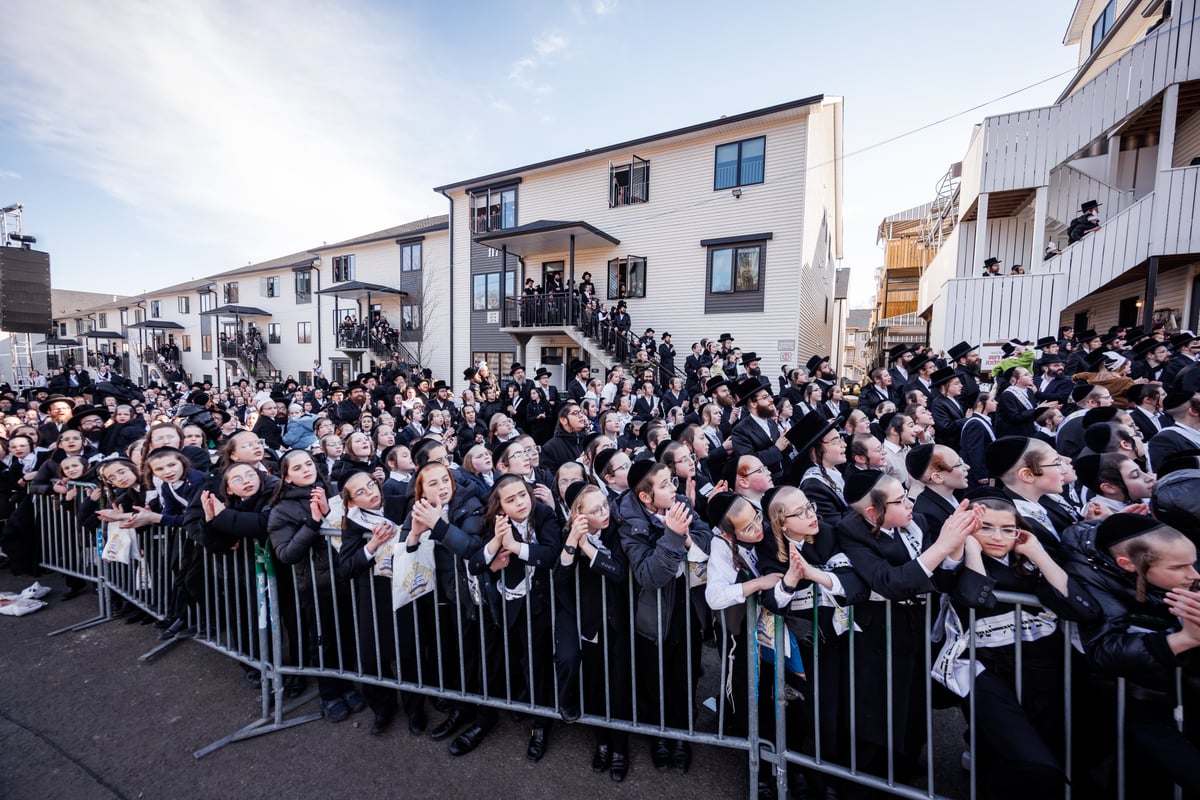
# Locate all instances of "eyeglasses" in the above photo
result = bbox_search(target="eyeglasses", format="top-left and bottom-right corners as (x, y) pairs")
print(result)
(979, 525), (1022, 539)
(1037, 460), (1068, 470)
(518, 447), (537, 457)
(673, 455), (696, 466)
(737, 511), (763, 538)
(884, 494), (912, 507)
(351, 484), (379, 499)
(743, 465), (769, 478)
(227, 474), (256, 486)
(783, 503), (818, 520)
(568, 409), (587, 417)
(941, 461), (966, 471)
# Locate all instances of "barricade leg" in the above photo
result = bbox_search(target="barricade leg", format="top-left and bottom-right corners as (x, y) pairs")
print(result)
(193, 543), (320, 759)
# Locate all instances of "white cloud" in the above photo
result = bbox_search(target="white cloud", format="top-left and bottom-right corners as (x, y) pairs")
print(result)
(534, 32), (569, 58)
(0, 1), (448, 265)
(0, 170), (19, 179)
(592, 0), (617, 15)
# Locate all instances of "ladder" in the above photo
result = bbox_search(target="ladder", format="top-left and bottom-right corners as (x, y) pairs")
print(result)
(9, 332), (34, 389)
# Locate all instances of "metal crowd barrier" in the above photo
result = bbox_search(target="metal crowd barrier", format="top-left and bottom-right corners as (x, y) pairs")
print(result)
(32, 499), (1194, 797)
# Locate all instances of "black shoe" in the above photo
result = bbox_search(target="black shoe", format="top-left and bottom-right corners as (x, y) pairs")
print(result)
(671, 740), (691, 774)
(610, 751), (628, 783)
(125, 610), (147, 625)
(342, 690), (366, 714)
(592, 743), (611, 772)
(370, 710), (395, 736)
(430, 709), (464, 741)
(322, 698), (350, 723)
(758, 779), (779, 799)
(62, 585), (86, 601)
(651, 738), (671, 771)
(159, 617), (185, 640)
(526, 725), (548, 762)
(433, 697), (451, 713)
(449, 724), (488, 757)
(408, 707), (427, 736)
(560, 704), (581, 724)
(243, 668), (261, 686)
(284, 676), (306, 699)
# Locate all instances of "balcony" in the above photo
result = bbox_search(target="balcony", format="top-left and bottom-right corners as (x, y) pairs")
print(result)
(958, 11), (1200, 201)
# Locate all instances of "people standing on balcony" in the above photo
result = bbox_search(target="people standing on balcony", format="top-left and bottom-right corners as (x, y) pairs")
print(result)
(982, 257), (1002, 276)
(1044, 241), (1063, 261)
(610, 302), (631, 362)
(1067, 200), (1101, 244)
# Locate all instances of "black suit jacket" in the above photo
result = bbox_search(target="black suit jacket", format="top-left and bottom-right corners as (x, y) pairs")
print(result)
(730, 414), (785, 480)
(857, 385), (890, 419)
(929, 394), (965, 448)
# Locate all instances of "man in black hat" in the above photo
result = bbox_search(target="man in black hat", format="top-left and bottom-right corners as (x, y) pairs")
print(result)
(1147, 390), (1200, 472)
(505, 363), (535, 400)
(740, 351), (762, 379)
(1162, 332), (1200, 389)
(533, 366), (559, 411)
(947, 341), (982, 409)
(887, 345), (915, 404)
(1033, 354), (1073, 405)
(428, 380), (457, 424)
(717, 332), (735, 358)
(684, 342), (704, 385)
(707, 374), (739, 439)
(1065, 329), (1103, 375)
(38, 394), (76, 447)
(982, 257), (1002, 276)
(1067, 200), (1101, 243)
(657, 332), (676, 388)
(729, 376), (791, 482)
(610, 302), (632, 361)
(332, 380), (375, 426)
(566, 359), (591, 403)
(928, 367), (966, 448)
(903, 354), (936, 402)
(638, 327), (656, 354)
(806, 355), (834, 389)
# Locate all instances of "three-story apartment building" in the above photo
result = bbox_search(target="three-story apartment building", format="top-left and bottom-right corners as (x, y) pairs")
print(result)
(917, 0), (1200, 346)
(434, 96), (844, 386)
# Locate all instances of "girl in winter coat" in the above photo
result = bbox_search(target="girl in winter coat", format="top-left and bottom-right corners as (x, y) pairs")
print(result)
(402, 461), (495, 758)
(470, 474), (562, 763)
(267, 449), (364, 723)
(553, 482), (631, 781)
(329, 430), (384, 491)
(183, 462), (280, 680)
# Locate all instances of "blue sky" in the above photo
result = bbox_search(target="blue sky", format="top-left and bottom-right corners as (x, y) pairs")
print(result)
(0, 1), (1080, 308)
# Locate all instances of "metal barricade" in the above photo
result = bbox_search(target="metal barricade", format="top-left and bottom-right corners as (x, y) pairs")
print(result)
(31, 496), (1197, 796)
(34, 493), (112, 635)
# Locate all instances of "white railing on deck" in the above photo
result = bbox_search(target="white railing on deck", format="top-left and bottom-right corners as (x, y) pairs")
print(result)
(1047, 164), (1134, 230)
(917, 225), (961, 313)
(942, 273), (1067, 345)
(956, 7), (1200, 200)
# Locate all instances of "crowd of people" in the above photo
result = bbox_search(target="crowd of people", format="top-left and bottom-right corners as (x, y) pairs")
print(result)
(0, 322), (1198, 799)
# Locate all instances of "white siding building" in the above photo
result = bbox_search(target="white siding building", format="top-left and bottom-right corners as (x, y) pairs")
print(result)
(434, 96), (844, 389)
(918, 0), (1200, 346)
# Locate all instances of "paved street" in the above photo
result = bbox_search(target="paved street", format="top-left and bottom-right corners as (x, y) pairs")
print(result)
(0, 571), (972, 799)
(0, 571), (751, 800)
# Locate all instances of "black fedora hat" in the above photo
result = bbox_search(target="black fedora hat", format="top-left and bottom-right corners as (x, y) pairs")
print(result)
(1035, 336), (1057, 349)
(946, 341), (977, 361)
(930, 367), (959, 387)
(1080, 200), (1101, 212)
(733, 376), (772, 406)
(784, 409), (836, 455)
(805, 355), (831, 373)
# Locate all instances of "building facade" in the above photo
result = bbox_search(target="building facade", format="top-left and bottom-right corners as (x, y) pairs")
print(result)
(916, 0), (1200, 347)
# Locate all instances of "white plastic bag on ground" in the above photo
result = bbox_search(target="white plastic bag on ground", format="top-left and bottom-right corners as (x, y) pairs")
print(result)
(0, 582), (51, 616)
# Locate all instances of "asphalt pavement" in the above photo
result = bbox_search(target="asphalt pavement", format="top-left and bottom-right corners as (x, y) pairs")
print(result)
(0, 570), (970, 799)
